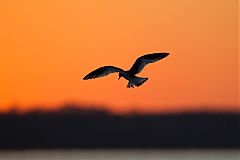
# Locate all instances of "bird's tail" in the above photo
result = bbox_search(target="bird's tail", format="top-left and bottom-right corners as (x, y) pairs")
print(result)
(127, 76), (148, 88)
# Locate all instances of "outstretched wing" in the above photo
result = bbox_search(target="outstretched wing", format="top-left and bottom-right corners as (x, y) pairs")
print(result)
(83, 66), (124, 80)
(129, 53), (169, 74)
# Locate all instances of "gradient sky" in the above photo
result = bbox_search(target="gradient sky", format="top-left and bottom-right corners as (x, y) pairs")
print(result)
(0, 0), (239, 113)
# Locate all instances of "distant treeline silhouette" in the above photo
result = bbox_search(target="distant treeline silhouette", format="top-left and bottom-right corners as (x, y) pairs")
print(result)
(0, 105), (239, 149)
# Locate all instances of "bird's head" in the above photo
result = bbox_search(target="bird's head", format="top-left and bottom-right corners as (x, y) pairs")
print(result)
(118, 73), (123, 80)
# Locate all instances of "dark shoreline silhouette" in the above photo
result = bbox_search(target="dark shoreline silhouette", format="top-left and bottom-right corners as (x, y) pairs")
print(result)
(0, 105), (239, 149)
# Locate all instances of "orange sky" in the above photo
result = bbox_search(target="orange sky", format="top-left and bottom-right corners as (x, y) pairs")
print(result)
(0, 0), (239, 113)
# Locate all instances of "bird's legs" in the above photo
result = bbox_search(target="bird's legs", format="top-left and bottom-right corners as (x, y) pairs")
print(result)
(127, 81), (134, 88)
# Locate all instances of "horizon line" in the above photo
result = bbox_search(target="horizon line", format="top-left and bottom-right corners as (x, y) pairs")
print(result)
(1, 103), (239, 115)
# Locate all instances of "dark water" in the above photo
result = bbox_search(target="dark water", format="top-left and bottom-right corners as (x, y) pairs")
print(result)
(0, 150), (239, 160)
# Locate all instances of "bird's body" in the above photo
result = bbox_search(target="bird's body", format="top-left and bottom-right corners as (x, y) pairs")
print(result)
(83, 53), (169, 88)
(120, 72), (148, 88)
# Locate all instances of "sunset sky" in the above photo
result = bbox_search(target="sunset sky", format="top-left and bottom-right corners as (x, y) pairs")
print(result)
(0, 0), (239, 113)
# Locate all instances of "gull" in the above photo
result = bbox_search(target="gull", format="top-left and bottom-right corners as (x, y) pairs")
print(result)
(83, 53), (169, 88)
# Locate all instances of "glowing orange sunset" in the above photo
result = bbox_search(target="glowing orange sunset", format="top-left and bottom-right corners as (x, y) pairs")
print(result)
(0, 0), (238, 113)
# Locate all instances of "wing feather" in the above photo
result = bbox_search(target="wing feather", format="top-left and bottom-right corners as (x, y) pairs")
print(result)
(83, 66), (124, 80)
(129, 53), (169, 74)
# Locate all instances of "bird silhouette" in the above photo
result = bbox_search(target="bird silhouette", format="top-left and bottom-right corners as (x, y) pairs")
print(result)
(83, 53), (169, 88)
